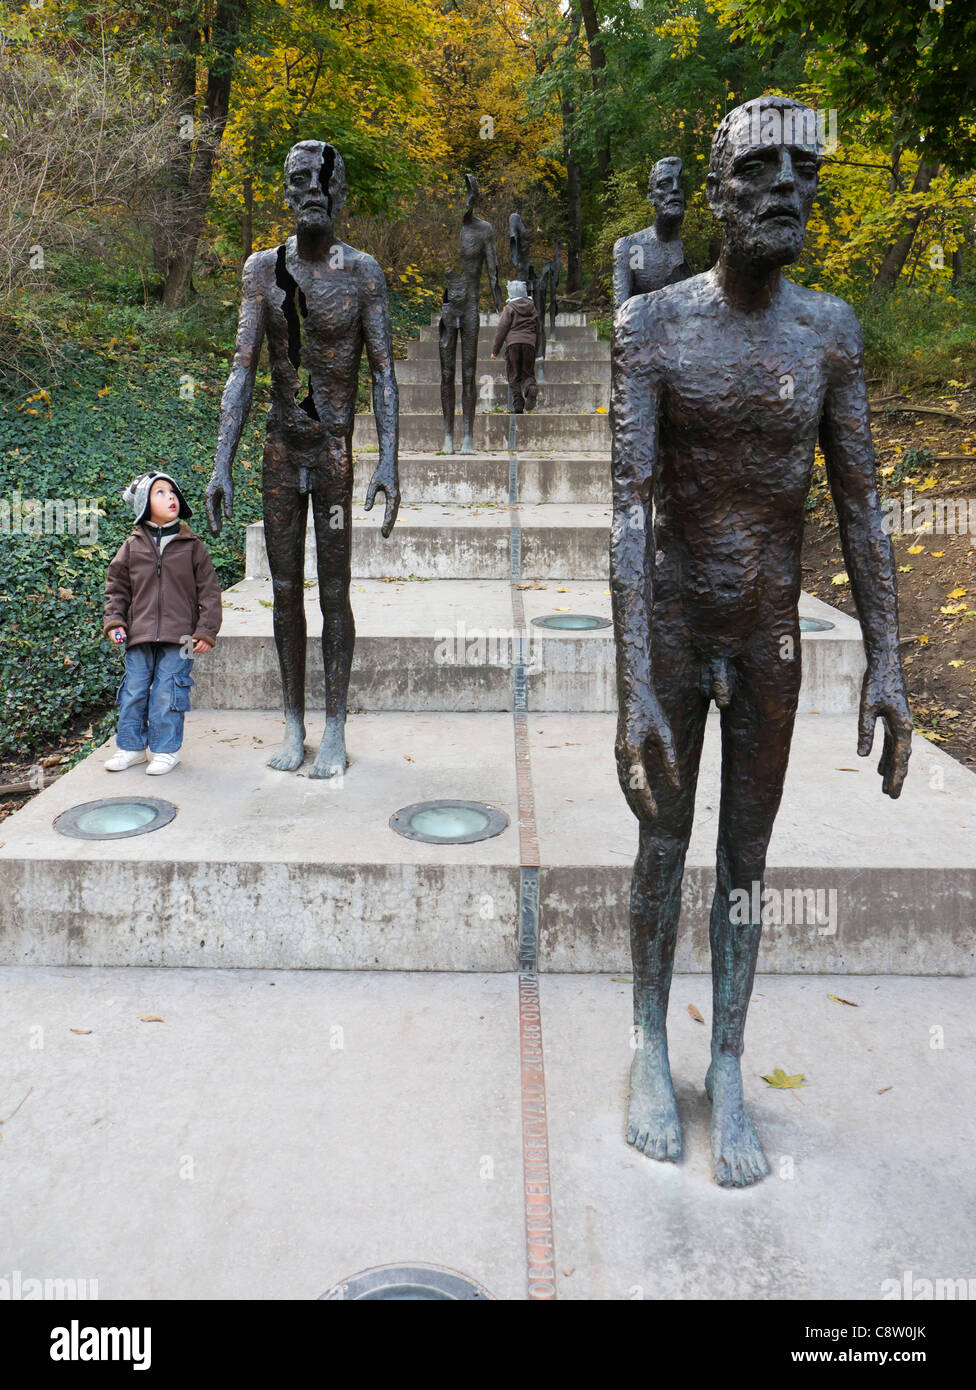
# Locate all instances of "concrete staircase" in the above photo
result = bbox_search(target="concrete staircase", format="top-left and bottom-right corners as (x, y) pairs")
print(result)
(1, 313), (973, 974)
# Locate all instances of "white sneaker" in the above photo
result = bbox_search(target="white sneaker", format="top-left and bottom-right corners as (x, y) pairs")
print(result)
(105, 748), (147, 771)
(146, 752), (180, 776)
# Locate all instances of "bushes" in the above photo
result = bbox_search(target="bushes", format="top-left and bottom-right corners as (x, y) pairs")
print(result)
(0, 345), (259, 759)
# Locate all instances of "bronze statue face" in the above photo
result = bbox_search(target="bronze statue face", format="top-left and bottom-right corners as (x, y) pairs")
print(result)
(706, 101), (821, 267)
(648, 159), (685, 221)
(284, 141), (348, 235)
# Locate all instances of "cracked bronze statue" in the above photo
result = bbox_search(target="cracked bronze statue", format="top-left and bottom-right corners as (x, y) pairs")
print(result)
(610, 96), (912, 1187)
(612, 156), (694, 315)
(439, 173), (503, 454)
(205, 139), (400, 778)
(533, 243), (561, 366)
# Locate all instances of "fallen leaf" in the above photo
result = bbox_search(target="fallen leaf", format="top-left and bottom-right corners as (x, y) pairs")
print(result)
(949, 659), (964, 668)
(139, 1015), (164, 1023)
(828, 994), (859, 1007)
(831, 572), (849, 586)
(898, 565), (913, 573)
(687, 1004), (704, 1023)
(918, 635), (930, 645)
(70, 1028), (93, 1034)
(877, 1085), (893, 1095)
(941, 603), (966, 615)
(907, 545), (924, 555)
(930, 550), (946, 558)
(403, 754), (414, 762)
(947, 587), (968, 599)
(611, 976), (632, 984)
(760, 1068), (806, 1089)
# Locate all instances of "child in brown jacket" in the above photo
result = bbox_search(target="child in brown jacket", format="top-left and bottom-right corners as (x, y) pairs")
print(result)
(102, 472), (222, 775)
(490, 280), (541, 413)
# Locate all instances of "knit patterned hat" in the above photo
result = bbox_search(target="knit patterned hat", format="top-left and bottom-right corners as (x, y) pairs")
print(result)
(506, 280), (528, 300)
(121, 472), (192, 523)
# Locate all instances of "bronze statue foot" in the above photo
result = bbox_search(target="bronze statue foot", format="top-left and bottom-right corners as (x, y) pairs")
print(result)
(443, 433), (454, 454)
(267, 715), (307, 772)
(459, 434), (475, 455)
(706, 1054), (770, 1188)
(626, 1040), (683, 1162)
(309, 718), (347, 779)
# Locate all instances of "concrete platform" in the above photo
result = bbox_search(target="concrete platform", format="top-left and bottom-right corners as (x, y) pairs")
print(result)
(405, 340), (610, 362)
(351, 451), (611, 504)
(428, 310), (596, 328)
(0, 711), (971, 974)
(245, 503), (613, 581)
(395, 381), (609, 414)
(394, 359), (611, 388)
(416, 322), (598, 344)
(199, 579), (865, 716)
(354, 412), (611, 454)
(1, 964), (973, 1299)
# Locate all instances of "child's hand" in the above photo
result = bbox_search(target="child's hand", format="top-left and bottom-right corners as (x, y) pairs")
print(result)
(193, 637), (213, 654)
(490, 353), (497, 360)
(107, 627), (126, 644)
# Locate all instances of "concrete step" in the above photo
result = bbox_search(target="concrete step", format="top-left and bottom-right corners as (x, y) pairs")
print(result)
(417, 323), (597, 344)
(354, 412), (611, 454)
(395, 357), (611, 387)
(395, 381), (609, 415)
(1, 710), (971, 973)
(245, 502), (613, 581)
(427, 310), (596, 328)
(351, 452), (610, 505)
(406, 339), (610, 362)
(198, 579), (865, 716)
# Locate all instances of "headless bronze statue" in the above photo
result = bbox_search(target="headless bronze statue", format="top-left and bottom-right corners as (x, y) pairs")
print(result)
(206, 140), (400, 778)
(439, 174), (503, 454)
(610, 99), (911, 1186)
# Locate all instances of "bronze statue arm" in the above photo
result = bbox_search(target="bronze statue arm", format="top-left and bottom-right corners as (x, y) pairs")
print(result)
(484, 226), (504, 313)
(820, 303), (912, 797)
(609, 298), (680, 819)
(611, 236), (633, 317)
(206, 252), (266, 535)
(360, 254), (400, 537)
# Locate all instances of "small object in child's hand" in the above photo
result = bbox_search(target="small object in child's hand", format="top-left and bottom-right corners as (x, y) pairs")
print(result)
(112, 630), (126, 645)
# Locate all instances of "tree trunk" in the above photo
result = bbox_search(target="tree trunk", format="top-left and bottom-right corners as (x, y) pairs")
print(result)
(159, 1), (243, 309)
(575, 0), (611, 192)
(874, 160), (940, 291)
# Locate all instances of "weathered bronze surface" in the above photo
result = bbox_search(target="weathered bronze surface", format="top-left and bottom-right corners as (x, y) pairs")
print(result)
(439, 174), (503, 454)
(610, 98), (912, 1187)
(613, 156), (693, 314)
(206, 140), (399, 778)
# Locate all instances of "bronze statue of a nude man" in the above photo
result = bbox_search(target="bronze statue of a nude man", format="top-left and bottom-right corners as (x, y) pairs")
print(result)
(612, 156), (693, 315)
(610, 97), (912, 1187)
(206, 140), (399, 778)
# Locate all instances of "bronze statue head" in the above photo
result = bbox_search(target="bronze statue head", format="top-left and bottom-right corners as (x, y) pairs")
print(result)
(706, 96), (821, 267)
(284, 141), (349, 235)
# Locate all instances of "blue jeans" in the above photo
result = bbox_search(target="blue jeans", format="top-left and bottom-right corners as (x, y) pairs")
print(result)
(115, 642), (194, 755)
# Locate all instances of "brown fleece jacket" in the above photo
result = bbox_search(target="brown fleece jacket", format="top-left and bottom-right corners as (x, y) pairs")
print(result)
(491, 296), (540, 355)
(102, 522), (223, 647)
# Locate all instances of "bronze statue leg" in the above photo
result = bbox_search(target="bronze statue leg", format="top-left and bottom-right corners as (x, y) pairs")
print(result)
(705, 609), (801, 1187)
(307, 441), (354, 779)
(459, 299), (480, 454)
(438, 315), (458, 453)
(627, 603), (710, 1162)
(262, 436), (311, 771)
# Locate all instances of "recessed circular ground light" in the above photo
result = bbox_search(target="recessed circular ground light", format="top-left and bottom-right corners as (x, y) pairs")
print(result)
(320, 1263), (493, 1301)
(390, 799), (509, 844)
(532, 613), (611, 631)
(54, 797), (177, 840)
(799, 617), (835, 632)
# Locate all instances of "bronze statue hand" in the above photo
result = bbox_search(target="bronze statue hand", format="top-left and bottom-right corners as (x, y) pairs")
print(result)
(364, 463), (400, 538)
(857, 663), (913, 799)
(205, 469), (234, 537)
(615, 697), (681, 821)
